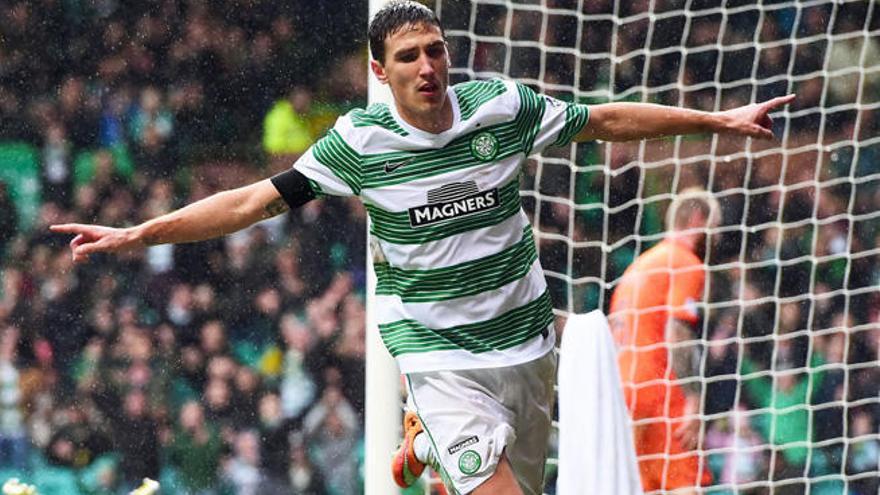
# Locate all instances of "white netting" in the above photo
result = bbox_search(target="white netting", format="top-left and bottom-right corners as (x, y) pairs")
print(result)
(416, 0), (880, 493)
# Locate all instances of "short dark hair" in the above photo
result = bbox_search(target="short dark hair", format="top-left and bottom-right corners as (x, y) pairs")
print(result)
(369, 0), (443, 63)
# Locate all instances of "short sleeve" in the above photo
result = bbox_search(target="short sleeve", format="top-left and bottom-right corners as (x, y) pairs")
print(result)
(516, 82), (590, 155)
(292, 116), (362, 197)
(667, 262), (705, 323)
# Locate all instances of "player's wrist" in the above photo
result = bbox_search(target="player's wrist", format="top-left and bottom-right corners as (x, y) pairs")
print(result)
(707, 110), (735, 134)
(128, 223), (158, 248)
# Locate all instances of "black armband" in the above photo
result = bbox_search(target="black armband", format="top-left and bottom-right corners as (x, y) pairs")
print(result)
(270, 168), (318, 209)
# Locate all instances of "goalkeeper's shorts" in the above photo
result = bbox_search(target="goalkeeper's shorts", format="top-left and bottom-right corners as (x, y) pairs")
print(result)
(403, 349), (557, 495)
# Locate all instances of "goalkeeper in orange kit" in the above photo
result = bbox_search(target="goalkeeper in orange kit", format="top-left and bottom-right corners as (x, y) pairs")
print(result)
(609, 189), (719, 494)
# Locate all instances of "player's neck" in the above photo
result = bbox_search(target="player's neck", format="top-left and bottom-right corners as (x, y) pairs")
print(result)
(666, 232), (707, 260)
(396, 95), (454, 134)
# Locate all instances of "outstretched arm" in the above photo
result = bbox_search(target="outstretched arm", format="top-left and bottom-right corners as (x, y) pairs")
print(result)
(51, 178), (287, 263)
(575, 94), (795, 142)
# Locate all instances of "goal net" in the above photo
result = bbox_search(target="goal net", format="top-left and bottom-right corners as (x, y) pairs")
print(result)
(411, 0), (880, 493)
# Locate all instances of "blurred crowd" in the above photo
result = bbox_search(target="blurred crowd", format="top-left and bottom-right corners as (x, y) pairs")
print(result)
(0, 0), (368, 494)
(0, 0), (878, 495)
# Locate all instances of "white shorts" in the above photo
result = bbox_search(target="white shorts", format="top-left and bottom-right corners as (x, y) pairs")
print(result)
(404, 349), (557, 495)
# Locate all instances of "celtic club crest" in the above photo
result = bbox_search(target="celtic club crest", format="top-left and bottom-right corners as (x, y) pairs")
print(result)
(470, 131), (499, 162)
(458, 450), (482, 475)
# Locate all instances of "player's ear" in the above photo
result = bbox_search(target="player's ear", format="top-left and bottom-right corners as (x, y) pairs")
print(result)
(370, 60), (389, 85)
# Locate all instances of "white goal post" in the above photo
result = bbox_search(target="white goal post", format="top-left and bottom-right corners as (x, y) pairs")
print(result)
(364, 6), (404, 495)
(366, 1), (880, 494)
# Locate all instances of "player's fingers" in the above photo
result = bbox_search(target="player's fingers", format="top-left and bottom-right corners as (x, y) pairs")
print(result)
(674, 429), (691, 449)
(749, 123), (775, 140)
(675, 420), (698, 446)
(74, 239), (109, 257)
(758, 128), (775, 140)
(69, 237), (93, 263)
(764, 93), (796, 110)
(673, 422), (685, 439)
(676, 428), (697, 449)
(50, 223), (89, 234)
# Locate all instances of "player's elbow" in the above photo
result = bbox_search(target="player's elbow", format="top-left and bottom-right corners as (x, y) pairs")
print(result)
(580, 104), (642, 142)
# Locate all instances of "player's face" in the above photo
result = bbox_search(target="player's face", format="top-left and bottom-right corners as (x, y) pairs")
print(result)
(372, 22), (450, 122)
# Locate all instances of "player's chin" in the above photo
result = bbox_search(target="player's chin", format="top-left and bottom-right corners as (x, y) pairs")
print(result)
(416, 87), (444, 102)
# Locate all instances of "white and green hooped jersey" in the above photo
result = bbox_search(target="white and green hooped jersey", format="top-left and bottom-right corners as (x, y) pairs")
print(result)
(293, 78), (589, 373)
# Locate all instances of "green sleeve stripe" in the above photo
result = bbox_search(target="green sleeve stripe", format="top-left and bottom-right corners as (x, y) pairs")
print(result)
(306, 178), (326, 198)
(375, 226), (536, 302)
(379, 290), (553, 355)
(455, 79), (508, 120)
(553, 104), (590, 147)
(350, 104), (409, 136)
(311, 129), (362, 194)
(365, 179), (521, 245)
(515, 83), (546, 156)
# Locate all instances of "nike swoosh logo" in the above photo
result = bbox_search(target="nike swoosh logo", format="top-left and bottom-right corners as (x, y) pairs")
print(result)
(384, 158), (413, 173)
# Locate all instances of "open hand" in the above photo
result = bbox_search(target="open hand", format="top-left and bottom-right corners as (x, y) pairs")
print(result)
(720, 94), (795, 140)
(673, 393), (703, 450)
(673, 415), (701, 450)
(49, 223), (141, 263)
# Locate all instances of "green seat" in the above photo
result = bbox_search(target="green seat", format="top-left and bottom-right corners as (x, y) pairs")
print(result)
(158, 466), (186, 494)
(0, 142), (41, 231)
(73, 145), (134, 187)
(232, 340), (266, 369)
(32, 466), (81, 495)
(0, 468), (28, 486)
(77, 454), (118, 495)
(707, 452), (726, 484)
(170, 377), (199, 410)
